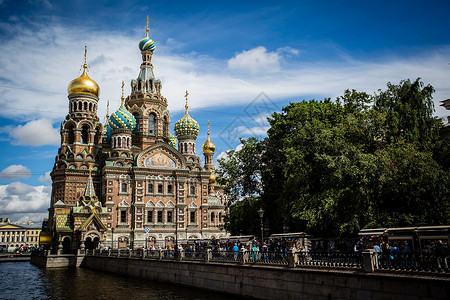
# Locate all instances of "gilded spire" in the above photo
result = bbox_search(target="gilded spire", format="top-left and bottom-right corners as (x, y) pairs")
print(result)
(146, 15), (149, 38)
(106, 100), (110, 117)
(121, 81), (125, 105)
(184, 90), (189, 113)
(207, 120), (210, 136)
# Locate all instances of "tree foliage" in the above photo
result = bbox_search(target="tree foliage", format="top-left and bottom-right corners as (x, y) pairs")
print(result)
(218, 79), (449, 237)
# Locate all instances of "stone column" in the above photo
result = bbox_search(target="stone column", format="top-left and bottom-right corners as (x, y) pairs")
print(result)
(239, 248), (248, 265)
(57, 240), (63, 255)
(288, 249), (298, 268)
(363, 249), (378, 272)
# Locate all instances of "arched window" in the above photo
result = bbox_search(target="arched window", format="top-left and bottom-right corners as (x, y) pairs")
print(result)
(190, 186), (195, 195)
(81, 125), (89, 144)
(148, 183), (153, 193)
(167, 185), (173, 194)
(133, 113), (139, 134)
(117, 137), (121, 147)
(83, 102), (87, 111)
(148, 114), (155, 135)
(67, 125), (75, 144)
(211, 212), (215, 222)
(184, 143), (187, 153)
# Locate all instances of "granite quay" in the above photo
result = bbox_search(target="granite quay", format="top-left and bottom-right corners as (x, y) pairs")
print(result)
(31, 247), (450, 299)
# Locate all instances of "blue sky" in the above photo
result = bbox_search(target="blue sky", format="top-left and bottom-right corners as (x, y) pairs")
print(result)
(1, 0), (450, 223)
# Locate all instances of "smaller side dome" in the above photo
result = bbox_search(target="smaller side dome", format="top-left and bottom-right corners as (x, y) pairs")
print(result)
(202, 120), (216, 153)
(109, 82), (136, 131)
(209, 173), (216, 184)
(174, 112), (199, 137)
(110, 105), (136, 131)
(174, 91), (199, 137)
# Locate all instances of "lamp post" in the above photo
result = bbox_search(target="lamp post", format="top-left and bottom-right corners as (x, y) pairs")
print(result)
(257, 208), (264, 243)
(111, 228), (114, 250)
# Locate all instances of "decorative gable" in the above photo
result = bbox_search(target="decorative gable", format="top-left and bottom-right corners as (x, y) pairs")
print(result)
(118, 199), (130, 207)
(136, 143), (186, 169)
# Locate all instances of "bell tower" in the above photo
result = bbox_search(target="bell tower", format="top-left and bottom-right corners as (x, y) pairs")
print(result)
(126, 16), (171, 150)
(50, 47), (103, 208)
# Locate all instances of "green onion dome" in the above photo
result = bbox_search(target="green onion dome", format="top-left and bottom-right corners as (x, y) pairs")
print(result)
(174, 109), (199, 137)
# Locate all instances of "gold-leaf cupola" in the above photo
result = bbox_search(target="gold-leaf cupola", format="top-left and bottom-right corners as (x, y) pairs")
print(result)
(68, 46), (100, 97)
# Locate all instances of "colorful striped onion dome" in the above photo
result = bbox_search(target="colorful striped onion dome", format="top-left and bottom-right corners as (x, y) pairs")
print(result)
(109, 104), (136, 131)
(168, 133), (177, 148)
(174, 110), (199, 137)
(139, 37), (156, 52)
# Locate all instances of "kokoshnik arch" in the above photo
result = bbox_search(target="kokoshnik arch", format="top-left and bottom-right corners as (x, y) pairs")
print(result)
(43, 17), (228, 252)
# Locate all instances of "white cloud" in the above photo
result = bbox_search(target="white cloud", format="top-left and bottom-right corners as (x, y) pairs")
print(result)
(0, 182), (51, 223)
(38, 171), (52, 184)
(227, 46), (282, 74)
(0, 19), (449, 130)
(10, 119), (59, 146)
(215, 143), (244, 169)
(0, 165), (31, 180)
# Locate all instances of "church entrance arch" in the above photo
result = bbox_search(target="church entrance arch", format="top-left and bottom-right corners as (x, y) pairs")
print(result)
(85, 233), (100, 250)
(62, 236), (71, 254)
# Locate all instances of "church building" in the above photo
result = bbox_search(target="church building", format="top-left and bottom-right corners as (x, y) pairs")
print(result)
(45, 19), (228, 252)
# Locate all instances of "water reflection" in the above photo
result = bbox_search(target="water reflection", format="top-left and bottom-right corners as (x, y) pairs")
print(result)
(0, 262), (236, 300)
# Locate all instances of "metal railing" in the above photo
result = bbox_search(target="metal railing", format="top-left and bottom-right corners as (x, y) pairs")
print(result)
(48, 248), (449, 275)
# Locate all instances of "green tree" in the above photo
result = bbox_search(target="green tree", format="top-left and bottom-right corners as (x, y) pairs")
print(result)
(217, 79), (450, 238)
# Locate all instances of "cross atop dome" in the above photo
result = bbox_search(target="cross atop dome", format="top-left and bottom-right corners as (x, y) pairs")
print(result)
(139, 16), (156, 52)
(121, 81), (125, 105)
(185, 90), (189, 112)
(146, 15), (150, 38)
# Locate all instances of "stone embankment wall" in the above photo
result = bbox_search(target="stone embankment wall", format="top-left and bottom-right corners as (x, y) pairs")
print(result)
(84, 256), (449, 299)
(31, 254), (84, 268)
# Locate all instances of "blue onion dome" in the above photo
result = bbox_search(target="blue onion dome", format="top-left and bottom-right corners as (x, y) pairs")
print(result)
(109, 84), (136, 131)
(168, 133), (177, 148)
(139, 37), (156, 52)
(110, 104), (136, 131)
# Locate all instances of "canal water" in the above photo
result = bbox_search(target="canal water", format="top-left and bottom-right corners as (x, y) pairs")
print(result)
(0, 262), (238, 300)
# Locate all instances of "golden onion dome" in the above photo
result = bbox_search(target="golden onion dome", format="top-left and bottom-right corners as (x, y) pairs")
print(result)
(68, 47), (100, 97)
(202, 137), (216, 153)
(202, 120), (216, 153)
(68, 65), (100, 97)
(209, 172), (216, 184)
